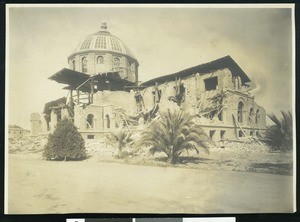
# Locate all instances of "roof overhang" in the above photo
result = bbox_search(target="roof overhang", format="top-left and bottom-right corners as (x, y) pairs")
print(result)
(43, 97), (67, 115)
(49, 68), (90, 88)
(141, 55), (251, 87)
(49, 68), (136, 93)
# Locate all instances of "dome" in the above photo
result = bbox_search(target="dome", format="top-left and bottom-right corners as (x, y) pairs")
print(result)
(71, 22), (136, 60)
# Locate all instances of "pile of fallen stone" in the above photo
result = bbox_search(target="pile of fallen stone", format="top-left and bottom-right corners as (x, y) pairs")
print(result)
(8, 135), (48, 154)
(211, 140), (270, 154)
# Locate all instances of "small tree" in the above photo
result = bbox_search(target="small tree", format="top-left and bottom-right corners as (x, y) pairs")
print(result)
(106, 130), (133, 158)
(263, 111), (293, 152)
(139, 109), (213, 164)
(43, 118), (86, 160)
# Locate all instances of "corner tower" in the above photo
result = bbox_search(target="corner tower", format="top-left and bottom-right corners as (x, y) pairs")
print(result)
(67, 22), (139, 83)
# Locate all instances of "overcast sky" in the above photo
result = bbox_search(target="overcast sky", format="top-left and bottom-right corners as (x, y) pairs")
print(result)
(7, 5), (294, 129)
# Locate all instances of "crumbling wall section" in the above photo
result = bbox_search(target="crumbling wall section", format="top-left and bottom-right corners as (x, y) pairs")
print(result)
(93, 90), (136, 115)
(30, 113), (42, 136)
(142, 86), (155, 111)
(74, 104), (104, 132)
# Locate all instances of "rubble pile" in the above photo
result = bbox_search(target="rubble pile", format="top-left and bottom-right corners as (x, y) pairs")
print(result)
(85, 139), (116, 159)
(212, 140), (269, 153)
(8, 135), (48, 154)
(8, 130), (292, 175)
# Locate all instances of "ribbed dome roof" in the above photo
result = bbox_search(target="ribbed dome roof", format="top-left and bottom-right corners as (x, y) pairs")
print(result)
(73, 22), (136, 59)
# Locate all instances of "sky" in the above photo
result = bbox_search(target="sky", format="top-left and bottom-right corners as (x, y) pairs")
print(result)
(7, 5), (294, 129)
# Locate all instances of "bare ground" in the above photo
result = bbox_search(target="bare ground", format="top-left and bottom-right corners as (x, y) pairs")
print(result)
(8, 154), (294, 214)
(6, 135), (294, 214)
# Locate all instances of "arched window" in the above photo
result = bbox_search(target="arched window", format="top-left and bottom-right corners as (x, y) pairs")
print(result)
(72, 60), (76, 70)
(248, 108), (254, 124)
(255, 109), (260, 124)
(105, 114), (110, 129)
(82, 57), (87, 73)
(128, 61), (133, 70)
(96, 56), (104, 64)
(113, 57), (120, 67)
(237, 101), (244, 123)
(86, 114), (94, 129)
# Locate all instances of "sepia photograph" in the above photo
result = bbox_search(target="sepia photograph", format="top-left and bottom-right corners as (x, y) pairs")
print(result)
(5, 4), (295, 214)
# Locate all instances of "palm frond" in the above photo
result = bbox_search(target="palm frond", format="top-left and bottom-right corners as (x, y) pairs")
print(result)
(138, 109), (213, 163)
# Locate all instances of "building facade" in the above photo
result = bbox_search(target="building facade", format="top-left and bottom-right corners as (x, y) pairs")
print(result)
(9, 125), (30, 139)
(31, 23), (266, 141)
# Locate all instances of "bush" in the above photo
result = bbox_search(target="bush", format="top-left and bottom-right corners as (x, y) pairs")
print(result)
(139, 109), (213, 164)
(43, 118), (86, 160)
(263, 111), (293, 152)
(106, 130), (133, 158)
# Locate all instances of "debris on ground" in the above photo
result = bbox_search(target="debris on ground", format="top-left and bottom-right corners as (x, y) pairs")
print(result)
(8, 134), (293, 175)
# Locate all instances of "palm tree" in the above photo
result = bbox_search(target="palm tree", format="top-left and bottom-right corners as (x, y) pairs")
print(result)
(264, 111), (293, 152)
(106, 130), (133, 158)
(139, 109), (213, 164)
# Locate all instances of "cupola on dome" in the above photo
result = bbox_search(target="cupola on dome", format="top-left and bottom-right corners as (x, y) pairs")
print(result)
(68, 22), (139, 83)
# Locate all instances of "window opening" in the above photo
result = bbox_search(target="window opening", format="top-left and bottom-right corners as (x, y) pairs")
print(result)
(87, 135), (95, 139)
(238, 130), (244, 137)
(218, 110), (223, 121)
(97, 56), (104, 64)
(82, 57), (88, 73)
(220, 130), (225, 140)
(204, 77), (218, 91)
(249, 108), (254, 124)
(113, 57), (120, 67)
(86, 114), (94, 129)
(237, 101), (244, 123)
(72, 60), (75, 70)
(255, 109), (260, 124)
(105, 114), (110, 129)
(209, 130), (216, 139)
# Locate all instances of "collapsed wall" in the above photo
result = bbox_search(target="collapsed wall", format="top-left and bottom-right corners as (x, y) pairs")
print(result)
(30, 56), (267, 142)
(140, 67), (266, 141)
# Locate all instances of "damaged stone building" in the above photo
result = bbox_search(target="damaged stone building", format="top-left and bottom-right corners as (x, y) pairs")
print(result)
(30, 22), (266, 141)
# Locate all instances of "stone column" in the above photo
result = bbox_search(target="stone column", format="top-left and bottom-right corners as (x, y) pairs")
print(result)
(40, 113), (48, 134)
(61, 108), (69, 119)
(30, 113), (41, 136)
(50, 110), (58, 133)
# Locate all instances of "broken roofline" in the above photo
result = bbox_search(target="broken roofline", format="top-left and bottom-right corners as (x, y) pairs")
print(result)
(48, 68), (136, 92)
(141, 55), (251, 87)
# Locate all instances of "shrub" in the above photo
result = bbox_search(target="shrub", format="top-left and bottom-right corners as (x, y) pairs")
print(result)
(106, 130), (133, 158)
(43, 118), (86, 160)
(139, 109), (213, 164)
(263, 111), (293, 152)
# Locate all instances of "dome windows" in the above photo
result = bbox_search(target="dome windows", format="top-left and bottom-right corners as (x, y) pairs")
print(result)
(95, 36), (106, 49)
(114, 57), (120, 67)
(68, 24), (138, 83)
(81, 57), (88, 73)
(96, 56), (104, 64)
(80, 37), (93, 50)
(72, 60), (76, 70)
(110, 37), (122, 52)
(128, 61), (134, 71)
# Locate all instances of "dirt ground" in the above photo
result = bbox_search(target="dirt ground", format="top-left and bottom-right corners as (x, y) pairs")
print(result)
(6, 135), (294, 214)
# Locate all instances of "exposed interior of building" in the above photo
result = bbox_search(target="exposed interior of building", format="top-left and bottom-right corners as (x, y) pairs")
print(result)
(30, 22), (266, 141)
